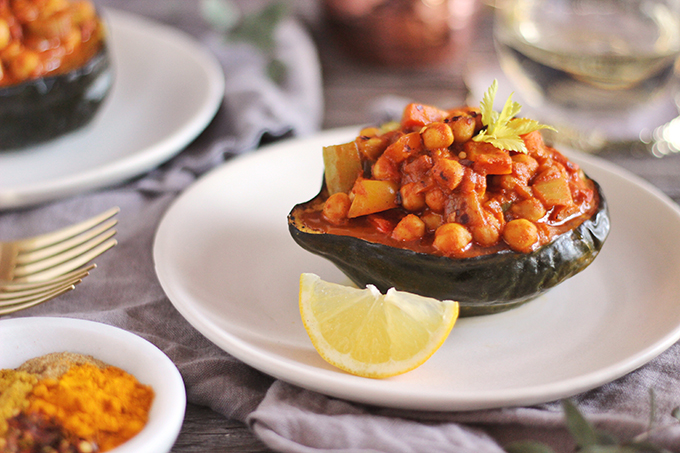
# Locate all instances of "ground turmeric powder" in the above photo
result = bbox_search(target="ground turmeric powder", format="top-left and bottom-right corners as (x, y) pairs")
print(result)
(27, 363), (154, 452)
(0, 369), (38, 437)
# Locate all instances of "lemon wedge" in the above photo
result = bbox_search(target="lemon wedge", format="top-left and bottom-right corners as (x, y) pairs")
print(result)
(299, 273), (459, 378)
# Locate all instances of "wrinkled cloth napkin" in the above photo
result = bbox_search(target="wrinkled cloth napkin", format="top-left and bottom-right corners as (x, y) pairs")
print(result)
(5, 2), (680, 453)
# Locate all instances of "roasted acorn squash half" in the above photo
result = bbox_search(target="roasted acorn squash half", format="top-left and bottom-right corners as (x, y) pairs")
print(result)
(0, 1), (113, 150)
(287, 82), (610, 317)
(288, 180), (609, 317)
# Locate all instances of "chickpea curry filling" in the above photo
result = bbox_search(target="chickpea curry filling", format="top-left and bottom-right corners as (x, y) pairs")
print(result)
(0, 0), (106, 87)
(298, 97), (599, 258)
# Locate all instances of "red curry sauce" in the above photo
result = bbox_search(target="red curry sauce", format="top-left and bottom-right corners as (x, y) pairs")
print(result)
(297, 103), (599, 259)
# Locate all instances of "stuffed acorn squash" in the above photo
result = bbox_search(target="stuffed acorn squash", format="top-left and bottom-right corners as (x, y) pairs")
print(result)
(288, 82), (610, 316)
(0, 0), (112, 150)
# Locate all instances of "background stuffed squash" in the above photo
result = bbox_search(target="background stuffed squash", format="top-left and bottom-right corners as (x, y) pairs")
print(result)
(0, 0), (112, 150)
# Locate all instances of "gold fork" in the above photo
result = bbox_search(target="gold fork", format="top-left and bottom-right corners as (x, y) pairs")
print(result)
(0, 207), (119, 315)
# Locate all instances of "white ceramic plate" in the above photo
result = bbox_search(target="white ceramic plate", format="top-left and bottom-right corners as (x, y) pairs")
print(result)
(0, 9), (225, 209)
(0, 316), (186, 453)
(153, 127), (680, 411)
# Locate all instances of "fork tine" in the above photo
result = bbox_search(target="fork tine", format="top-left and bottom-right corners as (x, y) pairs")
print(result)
(14, 207), (119, 253)
(16, 219), (117, 265)
(0, 275), (83, 302)
(14, 240), (116, 283)
(0, 265), (94, 293)
(14, 227), (116, 275)
(0, 282), (79, 315)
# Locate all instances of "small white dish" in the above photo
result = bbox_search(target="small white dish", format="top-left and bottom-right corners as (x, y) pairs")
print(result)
(153, 127), (680, 411)
(0, 9), (225, 209)
(0, 316), (186, 453)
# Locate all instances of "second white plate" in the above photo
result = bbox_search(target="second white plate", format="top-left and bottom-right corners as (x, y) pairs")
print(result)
(0, 9), (225, 209)
(154, 127), (680, 411)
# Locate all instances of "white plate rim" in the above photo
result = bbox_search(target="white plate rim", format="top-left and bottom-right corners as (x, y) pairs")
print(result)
(0, 9), (225, 209)
(153, 127), (680, 411)
(0, 316), (186, 453)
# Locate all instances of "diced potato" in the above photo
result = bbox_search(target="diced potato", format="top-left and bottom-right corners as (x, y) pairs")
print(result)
(432, 158), (464, 192)
(356, 135), (388, 160)
(348, 179), (399, 218)
(323, 142), (362, 195)
(533, 178), (573, 207)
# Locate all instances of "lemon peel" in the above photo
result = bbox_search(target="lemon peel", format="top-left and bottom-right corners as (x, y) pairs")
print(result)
(299, 273), (459, 379)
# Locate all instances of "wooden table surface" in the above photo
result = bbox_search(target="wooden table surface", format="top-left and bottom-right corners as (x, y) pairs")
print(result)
(170, 1), (680, 451)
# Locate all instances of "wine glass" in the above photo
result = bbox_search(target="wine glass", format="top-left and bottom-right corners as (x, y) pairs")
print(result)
(493, 0), (680, 153)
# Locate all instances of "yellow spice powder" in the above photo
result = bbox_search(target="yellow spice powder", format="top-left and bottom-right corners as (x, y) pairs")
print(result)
(0, 369), (38, 437)
(28, 363), (154, 452)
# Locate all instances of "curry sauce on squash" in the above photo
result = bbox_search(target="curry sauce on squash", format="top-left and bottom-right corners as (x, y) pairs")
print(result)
(295, 103), (599, 259)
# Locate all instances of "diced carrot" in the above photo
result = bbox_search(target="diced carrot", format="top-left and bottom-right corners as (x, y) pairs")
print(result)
(367, 215), (395, 234)
(401, 103), (448, 129)
(383, 132), (422, 163)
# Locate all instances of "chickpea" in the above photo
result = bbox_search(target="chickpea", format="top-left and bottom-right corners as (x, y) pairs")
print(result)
(472, 223), (500, 248)
(421, 122), (453, 150)
(322, 192), (351, 225)
(371, 155), (399, 182)
(421, 211), (444, 232)
(41, 0), (71, 17)
(447, 115), (476, 142)
(503, 219), (539, 253)
(425, 187), (447, 213)
(391, 214), (425, 242)
(433, 223), (472, 256)
(8, 50), (40, 81)
(70, 0), (97, 24)
(26, 10), (73, 39)
(510, 198), (546, 222)
(472, 211), (501, 247)
(400, 182), (426, 212)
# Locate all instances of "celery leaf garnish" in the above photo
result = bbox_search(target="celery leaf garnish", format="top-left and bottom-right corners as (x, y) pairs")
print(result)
(473, 80), (555, 153)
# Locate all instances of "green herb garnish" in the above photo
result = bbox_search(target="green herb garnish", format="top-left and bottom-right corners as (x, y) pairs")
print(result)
(472, 80), (555, 154)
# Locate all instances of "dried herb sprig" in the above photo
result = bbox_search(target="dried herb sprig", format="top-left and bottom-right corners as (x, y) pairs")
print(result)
(200, 0), (289, 84)
(506, 390), (680, 453)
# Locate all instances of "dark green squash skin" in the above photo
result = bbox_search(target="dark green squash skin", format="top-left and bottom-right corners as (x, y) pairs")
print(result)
(0, 43), (113, 150)
(288, 181), (610, 317)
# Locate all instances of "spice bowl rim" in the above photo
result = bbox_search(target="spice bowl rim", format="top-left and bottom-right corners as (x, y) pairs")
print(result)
(0, 316), (186, 453)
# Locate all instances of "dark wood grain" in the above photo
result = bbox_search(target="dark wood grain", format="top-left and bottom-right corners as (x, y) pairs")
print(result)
(172, 404), (274, 453)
